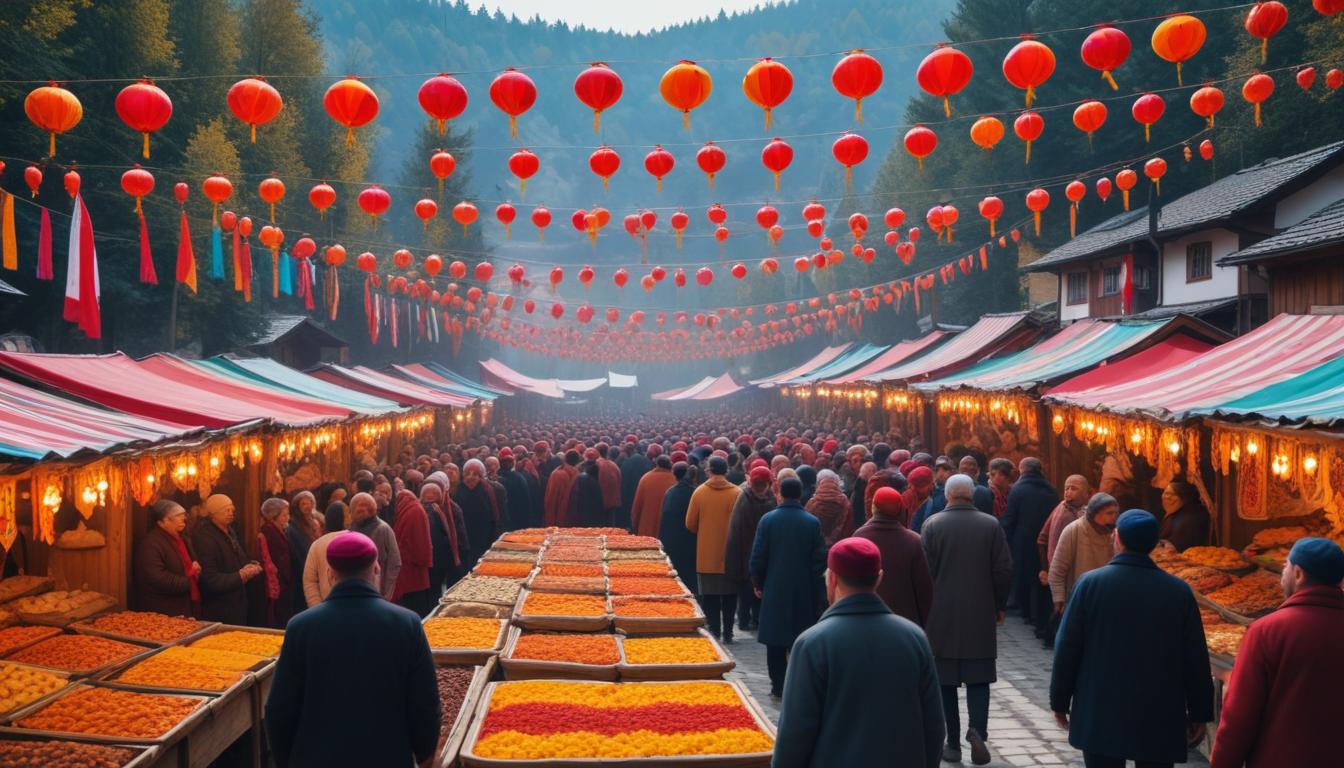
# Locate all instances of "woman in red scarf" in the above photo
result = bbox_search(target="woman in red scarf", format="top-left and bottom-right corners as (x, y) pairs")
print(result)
(133, 500), (201, 617)
(902, 466), (935, 529)
(805, 469), (854, 547)
(257, 497), (293, 629)
(391, 489), (435, 616)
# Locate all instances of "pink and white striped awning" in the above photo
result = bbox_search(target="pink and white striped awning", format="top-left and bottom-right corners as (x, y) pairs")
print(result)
(865, 313), (1040, 383)
(824, 331), (949, 384)
(750, 344), (850, 387)
(478, 359), (566, 398)
(1045, 314), (1344, 418)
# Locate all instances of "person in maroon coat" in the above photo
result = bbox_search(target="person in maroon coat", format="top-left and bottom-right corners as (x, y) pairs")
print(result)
(390, 490), (434, 616)
(853, 487), (933, 627)
(133, 500), (201, 617)
(1210, 537), (1344, 768)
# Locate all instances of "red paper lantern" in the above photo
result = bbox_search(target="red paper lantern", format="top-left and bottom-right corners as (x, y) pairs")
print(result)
(357, 252), (378, 273)
(1096, 177), (1113, 202)
(916, 45), (973, 117)
(696, 267), (714, 287)
(832, 132), (869, 187)
(1002, 39), (1056, 107)
(424, 254), (443, 276)
(714, 226), (730, 244)
(24, 83), (82, 157)
(357, 185), (390, 225)
(1116, 168), (1139, 210)
(496, 202), (517, 239)
(794, 257), (810, 273)
(1131, 93), (1166, 142)
(531, 206), (551, 240)
(115, 80), (172, 159)
(970, 116), (1005, 151)
(613, 268), (629, 288)
(755, 205), (779, 232)
(707, 204), (728, 225)
(1072, 100), (1108, 143)
(1189, 85), (1225, 128)
(884, 208), (905, 229)
(1025, 188), (1050, 236)
(1065, 181), (1087, 237)
(832, 49), (883, 122)
(508, 264), (525, 284)
(640, 275), (656, 293)
(803, 201), (826, 222)
(1328, 69), (1344, 90)
(768, 224), (784, 244)
(1014, 111), (1045, 164)
(508, 148), (540, 196)
(549, 266), (565, 288)
(979, 195), (1004, 236)
(574, 62), (623, 132)
(415, 198), (438, 230)
(226, 78), (283, 144)
(578, 265), (595, 289)
(1081, 26), (1131, 90)
(807, 221), (824, 238)
(1151, 15), (1206, 85)
(308, 183), (336, 219)
(1200, 139), (1215, 161)
(761, 258), (779, 275)
(849, 213), (869, 240)
(1242, 73), (1275, 128)
(120, 165), (154, 214)
(644, 145), (675, 192)
(393, 249), (413, 270)
(1317, 0), (1344, 15)
(670, 210), (690, 249)
(588, 145), (621, 191)
(696, 142), (726, 189)
(673, 268), (687, 288)
(1297, 67), (1317, 91)
(524, 299), (536, 314)
(1144, 157), (1168, 195)
(202, 173), (233, 220)
(452, 201), (478, 235)
(742, 57), (793, 129)
(418, 74), (467, 135)
(476, 262), (493, 282)
(324, 244), (346, 267)
(760, 137), (794, 192)
(731, 263), (747, 280)
(489, 68), (537, 138)
(1244, 2), (1288, 64)
(659, 60), (712, 129)
(550, 303), (565, 320)
(903, 125), (937, 172)
(323, 77), (379, 146)
(24, 166), (42, 198)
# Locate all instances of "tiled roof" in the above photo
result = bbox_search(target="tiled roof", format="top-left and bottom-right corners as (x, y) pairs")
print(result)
(1112, 297), (1238, 321)
(1219, 197), (1344, 265)
(1025, 141), (1344, 272)
(249, 314), (346, 348)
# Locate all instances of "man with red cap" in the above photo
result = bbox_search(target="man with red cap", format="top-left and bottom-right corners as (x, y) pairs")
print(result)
(854, 487), (933, 627)
(266, 532), (440, 767)
(773, 536), (944, 768)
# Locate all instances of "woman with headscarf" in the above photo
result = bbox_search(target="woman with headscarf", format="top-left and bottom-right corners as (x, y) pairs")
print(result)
(257, 497), (293, 628)
(901, 466), (934, 529)
(1159, 481), (1211, 552)
(303, 502), (349, 607)
(659, 462), (699, 594)
(805, 469), (854, 548)
(453, 459), (500, 567)
(419, 481), (463, 596)
(391, 490), (435, 616)
(133, 500), (200, 617)
(286, 491), (320, 617)
(724, 465), (777, 633)
(796, 465), (818, 507)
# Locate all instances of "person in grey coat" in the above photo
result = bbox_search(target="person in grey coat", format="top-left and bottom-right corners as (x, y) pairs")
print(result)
(921, 475), (1013, 765)
(751, 476), (827, 698)
(773, 536), (943, 768)
(348, 492), (401, 600)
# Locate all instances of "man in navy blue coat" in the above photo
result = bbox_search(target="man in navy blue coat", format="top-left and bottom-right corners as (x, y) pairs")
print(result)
(1050, 510), (1213, 768)
(751, 476), (827, 698)
(773, 537), (944, 768)
(266, 532), (441, 767)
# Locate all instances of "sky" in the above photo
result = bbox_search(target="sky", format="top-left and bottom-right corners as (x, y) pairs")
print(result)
(470, 1), (785, 34)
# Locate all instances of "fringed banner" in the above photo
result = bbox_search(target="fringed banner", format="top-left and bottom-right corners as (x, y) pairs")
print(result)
(1, 192), (15, 271)
(36, 208), (53, 280)
(176, 210), (197, 293)
(209, 224), (224, 279)
(138, 209), (157, 284)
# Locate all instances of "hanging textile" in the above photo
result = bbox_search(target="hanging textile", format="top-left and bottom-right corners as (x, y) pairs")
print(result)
(279, 250), (293, 295)
(36, 208), (53, 280)
(1, 192), (15, 271)
(138, 206), (157, 284)
(209, 224), (224, 279)
(63, 193), (101, 339)
(176, 209), (197, 293)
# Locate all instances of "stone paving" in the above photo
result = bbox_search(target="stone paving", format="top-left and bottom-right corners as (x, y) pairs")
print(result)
(724, 614), (1210, 767)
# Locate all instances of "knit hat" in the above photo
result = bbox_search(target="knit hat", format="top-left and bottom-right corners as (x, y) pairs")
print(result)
(498, 447), (513, 460)
(1288, 537), (1344, 585)
(327, 532), (378, 573)
(873, 487), (906, 517)
(748, 466), (772, 484)
(202, 494), (233, 518)
(828, 537), (881, 581)
(1116, 509), (1159, 553)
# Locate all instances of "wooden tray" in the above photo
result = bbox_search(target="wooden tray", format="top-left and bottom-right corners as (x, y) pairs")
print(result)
(14, 592), (119, 627)
(102, 643), (268, 696)
(524, 573), (608, 595)
(609, 597), (706, 635)
(423, 617), (509, 666)
(606, 576), (693, 599)
(0, 625), (64, 658)
(442, 578), (524, 608)
(0, 681), (213, 745)
(617, 628), (736, 681)
(4, 635), (159, 681)
(0, 661), (73, 720)
(0, 577), (55, 606)
(437, 657), (496, 768)
(459, 679), (775, 767)
(69, 616), (219, 648)
(0, 731), (159, 768)
(1194, 590), (1270, 625)
(512, 589), (611, 632)
(498, 626), (618, 682)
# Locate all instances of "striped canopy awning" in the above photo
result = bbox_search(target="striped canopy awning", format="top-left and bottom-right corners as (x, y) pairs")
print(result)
(824, 331), (949, 384)
(750, 344), (851, 387)
(652, 376), (716, 401)
(200, 357), (405, 415)
(0, 377), (198, 461)
(479, 359), (566, 398)
(781, 343), (890, 385)
(865, 312), (1040, 383)
(385, 364), (499, 402)
(412, 363), (510, 398)
(1045, 314), (1344, 420)
(309, 364), (474, 408)
(1196, 353), (1344, 427)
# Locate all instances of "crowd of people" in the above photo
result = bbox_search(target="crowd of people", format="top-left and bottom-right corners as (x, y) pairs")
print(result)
(128, 412), (1344, 768)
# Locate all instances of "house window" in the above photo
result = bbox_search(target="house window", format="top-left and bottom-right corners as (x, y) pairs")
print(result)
(1133, 266), (1152, 290)
(1066, 272), (1087, 305)
(1187, 242), (1213, 282)
(1102, 266), (1121, 296)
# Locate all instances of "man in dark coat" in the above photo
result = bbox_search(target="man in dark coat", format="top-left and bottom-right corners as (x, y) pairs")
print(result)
(266, 532), (440, 767)
(567, 459), (608, 527)
(191, 494), (262, 625)
(1051, 510), (1213, 768)
(724, 466), (776, 632)
(750, 476), (827, 698)
(659, 462), (698, 592)
(1210, 537), (1344, 768)
(774, 537), (943, 768)
(921, 475), (1012, 765)
(854, 487), (933, 627)
(618, 443), (651, 532)
(1001, 457), (1058, 635)
(495, 450), (532, 532)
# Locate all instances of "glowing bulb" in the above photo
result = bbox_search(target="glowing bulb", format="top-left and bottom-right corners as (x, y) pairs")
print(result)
(96, 479), (108, 492)
(1168, 440), (1181, 455)
(1247, 440), (1259, 455)
(145, 474), (157, 484)
(1304, 455), (1318, 474)
(1131, 430), (1142, 445)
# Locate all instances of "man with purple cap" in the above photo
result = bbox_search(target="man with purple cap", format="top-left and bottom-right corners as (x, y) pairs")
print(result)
(1210, 536), (1344, 768)
(266, 531), (440, 768)
(773, 536), (944, 768)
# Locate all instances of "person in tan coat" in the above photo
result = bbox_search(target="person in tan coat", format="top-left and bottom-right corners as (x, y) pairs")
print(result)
(685, 455), (742, 641)
(630, 455), (676, 537)
(1049, 493), (1119, 614)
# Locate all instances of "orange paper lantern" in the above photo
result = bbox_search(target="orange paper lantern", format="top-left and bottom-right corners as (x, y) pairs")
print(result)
(1242, 73), (1275, 127)
(742, 57), (793, 129)
(323, 77), (379, 146)
(970, 116), (1005, 151)
(1151, 15), (1206, 85)
(659, 60), (712, 129)
(24, 83), (82, 157)
(1189, 85), (1225, 128)
(227, 78), (283, 144)
(1072, 100), (1108, 144)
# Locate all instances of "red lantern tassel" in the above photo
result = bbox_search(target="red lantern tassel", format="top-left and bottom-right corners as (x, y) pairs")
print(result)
(1122, 190), (1131, 212)
(138, 210), (157, 284)
(364, 277), (378, 345)
(301, 259), (314, 312)
(240, 239), (252, 303)
(1102, 70), (1118, 90)
(326, 265), (340, 321)
(1070, 204), (1078, 238)
(1034, 211), (1042, 237)
(979, 246), (988, 271)
(271, 247), (280, 298)
(176, 210), (197, 293)
(231, 227), (242, 292)
(1, 192), (15, 271)
(36, 208), (53, 280)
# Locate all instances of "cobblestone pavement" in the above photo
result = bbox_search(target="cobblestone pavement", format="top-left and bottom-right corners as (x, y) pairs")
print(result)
(724, 614), (1210, 767)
